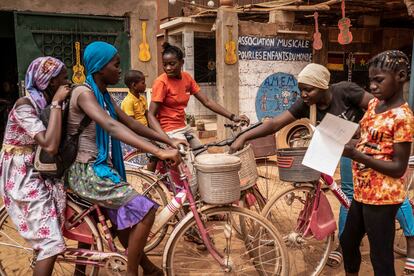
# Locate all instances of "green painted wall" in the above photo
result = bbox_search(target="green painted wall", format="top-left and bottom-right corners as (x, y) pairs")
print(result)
(14, 12), (130, 87)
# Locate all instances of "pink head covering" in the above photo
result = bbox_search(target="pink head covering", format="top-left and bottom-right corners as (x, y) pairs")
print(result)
(25, 56), (65, 109)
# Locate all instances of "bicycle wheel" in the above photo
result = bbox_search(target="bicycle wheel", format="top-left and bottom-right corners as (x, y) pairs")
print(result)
(395, 220), (406, 256)
(164, 206), (289, 276)
(124, 150), (149, 167)
(256, 159), (287, 201)
(0, 201), (103, 276)
(126, 169), (169, 252)
(261, 185), (333, 276)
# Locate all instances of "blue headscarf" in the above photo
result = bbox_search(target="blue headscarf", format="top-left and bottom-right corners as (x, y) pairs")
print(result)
(83, 41), (126, 183)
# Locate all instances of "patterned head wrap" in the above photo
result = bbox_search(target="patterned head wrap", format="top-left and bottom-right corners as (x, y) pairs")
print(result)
(297, 63), (331, 90)
(25, 56), (65, 109)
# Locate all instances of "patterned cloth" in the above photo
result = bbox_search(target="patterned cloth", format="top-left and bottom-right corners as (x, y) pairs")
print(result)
(121, 92), (148, 126)
(0, 97), (66, 260)
(67, 162), (157, 229)
(353, 98), (414, 205)
(25, 57), (65, 109)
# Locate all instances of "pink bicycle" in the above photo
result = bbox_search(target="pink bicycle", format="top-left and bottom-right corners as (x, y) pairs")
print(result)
(0, 159), (289, 275)
(260, 147), (351, 276)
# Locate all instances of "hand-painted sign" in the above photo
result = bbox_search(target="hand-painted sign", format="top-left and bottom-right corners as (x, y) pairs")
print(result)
(239, 36), (312, 62)
(255, 72), (300, 121)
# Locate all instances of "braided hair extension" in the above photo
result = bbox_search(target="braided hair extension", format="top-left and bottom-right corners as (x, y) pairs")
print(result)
(368, 50), (410, 76)
(161, 42), (184, 60)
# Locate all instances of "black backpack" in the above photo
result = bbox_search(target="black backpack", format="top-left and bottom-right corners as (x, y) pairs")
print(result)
(34, 85), (91, 178)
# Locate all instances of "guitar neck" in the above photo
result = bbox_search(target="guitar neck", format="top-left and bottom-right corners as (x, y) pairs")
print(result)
(341, 0), (346, 18)
(314, 12), (319, 32)
(142, 22), (147, 44)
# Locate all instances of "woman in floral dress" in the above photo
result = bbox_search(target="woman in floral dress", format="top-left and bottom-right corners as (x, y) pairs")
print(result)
(0, 56), (71, 275)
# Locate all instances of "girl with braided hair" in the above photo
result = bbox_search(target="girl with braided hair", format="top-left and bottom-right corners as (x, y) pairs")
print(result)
(341, 50), (414, 276)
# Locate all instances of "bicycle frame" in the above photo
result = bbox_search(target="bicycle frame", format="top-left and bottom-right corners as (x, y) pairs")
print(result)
(60, 195), (124, 268)
(149, 161), (230, 268)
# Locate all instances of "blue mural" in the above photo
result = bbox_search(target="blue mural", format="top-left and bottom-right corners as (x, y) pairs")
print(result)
(255, 72), (300, 121)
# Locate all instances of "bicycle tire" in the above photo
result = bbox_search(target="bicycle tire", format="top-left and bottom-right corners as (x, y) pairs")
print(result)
(0, 201), (103, 276)
(163, 205), (289, 276)
(125, 169), (169, 252)
(255, 159), (288, 201)
(394, 220), (406, 256)
(261, 185), (334, 276)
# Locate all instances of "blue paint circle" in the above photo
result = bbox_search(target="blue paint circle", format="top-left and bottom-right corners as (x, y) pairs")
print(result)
(255, 72), (300, 121)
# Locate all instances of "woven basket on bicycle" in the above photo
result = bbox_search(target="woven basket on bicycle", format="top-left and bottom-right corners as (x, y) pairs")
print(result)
(194, 153), (241, 205)
(231, 144), (258, 190)
(276, 147), (320, 182)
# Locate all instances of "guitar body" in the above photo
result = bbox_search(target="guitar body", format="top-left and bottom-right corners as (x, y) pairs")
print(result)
(225, 40), (237, 65)
(139, 43), (151, 62)
(139, 21), (151, 62)
(72, 64), (86, 84)
(313, 32), (323, 50)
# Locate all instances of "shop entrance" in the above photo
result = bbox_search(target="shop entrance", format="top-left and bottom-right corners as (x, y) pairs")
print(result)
(0, 12), (18, 145)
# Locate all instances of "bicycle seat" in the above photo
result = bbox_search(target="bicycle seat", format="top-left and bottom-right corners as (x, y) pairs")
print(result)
(67, 190), (94, 208)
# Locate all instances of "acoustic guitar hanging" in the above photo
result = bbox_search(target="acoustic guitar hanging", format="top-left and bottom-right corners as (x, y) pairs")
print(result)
(338, 0), (353, 45)
(224, 26), (237, 65)
(72, 42), (86, 84)
(139, 21), (151, 62)
(313, 12), (323, 50)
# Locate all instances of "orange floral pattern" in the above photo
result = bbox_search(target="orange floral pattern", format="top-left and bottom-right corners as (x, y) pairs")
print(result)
(353, 98), (414, 205)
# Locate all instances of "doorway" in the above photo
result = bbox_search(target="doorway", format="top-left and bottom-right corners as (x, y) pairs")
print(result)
(0, 12), (18, 145)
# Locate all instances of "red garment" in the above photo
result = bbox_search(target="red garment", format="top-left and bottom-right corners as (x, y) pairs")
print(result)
(151, 72), (200, 132)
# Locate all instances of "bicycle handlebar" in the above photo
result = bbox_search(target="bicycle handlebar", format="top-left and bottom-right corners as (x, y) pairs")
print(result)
(191, 121), (263, 156)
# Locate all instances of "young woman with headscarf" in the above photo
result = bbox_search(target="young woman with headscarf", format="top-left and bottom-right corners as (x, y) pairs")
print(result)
(0, 56), (71, 275)
(66, 41), (180, 276)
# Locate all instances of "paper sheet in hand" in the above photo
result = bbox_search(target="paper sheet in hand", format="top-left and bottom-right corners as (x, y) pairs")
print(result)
(302, 113), (359, 176)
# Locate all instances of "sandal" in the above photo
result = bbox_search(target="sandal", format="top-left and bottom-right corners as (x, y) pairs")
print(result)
(326, 250), (343, 268)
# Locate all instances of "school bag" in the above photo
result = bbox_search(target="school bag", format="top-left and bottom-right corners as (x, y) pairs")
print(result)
(34, 85), (91, 178)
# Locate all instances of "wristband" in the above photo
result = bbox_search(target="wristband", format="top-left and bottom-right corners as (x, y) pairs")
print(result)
(50, 101), (62, 109)
(230, 113), (236, 121)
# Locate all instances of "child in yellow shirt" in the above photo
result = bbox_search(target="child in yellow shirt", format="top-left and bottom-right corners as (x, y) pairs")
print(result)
(121, 70), (148, 126)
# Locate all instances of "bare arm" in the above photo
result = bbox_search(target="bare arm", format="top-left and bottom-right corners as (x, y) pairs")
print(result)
(229, 110), (296, 153)
(30, 85), (70, 155)
(194, 91), (233, 120)
(344, 142), (411, 178)
(78, 91), (167, 157)
(114, 100), (176, 147)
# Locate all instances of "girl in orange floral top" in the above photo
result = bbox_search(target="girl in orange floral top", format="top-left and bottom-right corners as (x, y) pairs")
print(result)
(341, 50), (414, 276)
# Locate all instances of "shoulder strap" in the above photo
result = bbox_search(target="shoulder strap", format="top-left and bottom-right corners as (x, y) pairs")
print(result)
(77, 115), (91, 134)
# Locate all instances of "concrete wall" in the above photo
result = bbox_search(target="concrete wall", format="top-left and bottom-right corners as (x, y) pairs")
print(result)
(0, 0), (147, 16)
(185, 83), (216, 118)
(239, 60), (308, 123)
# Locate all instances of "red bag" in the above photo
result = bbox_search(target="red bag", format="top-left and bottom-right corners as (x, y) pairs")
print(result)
(300, 182), (337, 240)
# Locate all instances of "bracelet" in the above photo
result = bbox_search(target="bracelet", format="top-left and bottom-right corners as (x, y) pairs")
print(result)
(230, 113), (236, 121)
(50, 101), (62, 109)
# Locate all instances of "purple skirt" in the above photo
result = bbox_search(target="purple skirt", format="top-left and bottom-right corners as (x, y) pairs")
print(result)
(106, 195), (158, 230)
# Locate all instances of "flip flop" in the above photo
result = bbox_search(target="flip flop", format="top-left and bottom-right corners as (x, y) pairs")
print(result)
(326, 250), (343, 268)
